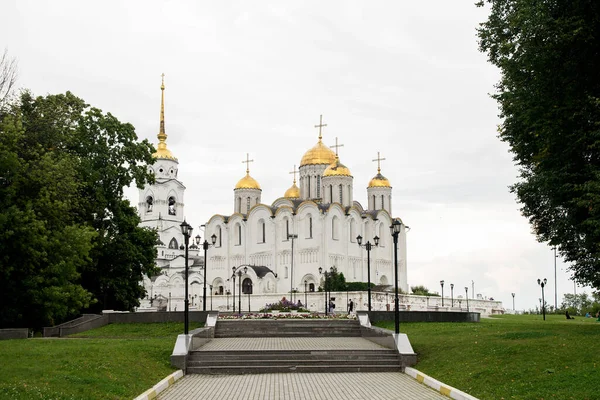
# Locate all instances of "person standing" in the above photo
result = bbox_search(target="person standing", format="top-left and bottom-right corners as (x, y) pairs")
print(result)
(348, 299), (354, 314)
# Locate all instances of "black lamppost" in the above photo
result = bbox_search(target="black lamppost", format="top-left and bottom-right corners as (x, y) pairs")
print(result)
(304, 280), (308, 307)
(465, 286), (469, 312)
(450, 284), (454, 307)
(390, 218), (402, 335)
(195, 233), (217, 311)
(180, 220), (193, 335)
(248, 280), (252, 313)
(356, 234), (379, 312)
(538, 278), (547, 320)
(226, 290), (230, 310)
(231, 269), (236, 314)
(539, 298), (542, 314)
(209, 284), (213, 311)
(440, 280), (445, 307)
(288, 233), (298, 302)
(319, 267), (332, 315)
(237, 266), (247, 314)
(511, 292), (515, 311)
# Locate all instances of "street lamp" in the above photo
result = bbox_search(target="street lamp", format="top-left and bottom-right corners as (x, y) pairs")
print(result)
(237, 266), (247, 314)
(450, 284), (454, 307)
(304, 280), (308, 307)
(231, 268), (236, 314)
(195, 233), (217, 311)
(390, 218), (402, 335)
(248, 280), (252, 313)
(209, 284), (213, 311)
(537, 278), (547, 321)
(440, 280), (445, 307)
(465, 287), (469, 312)
(356, 234), (379, 311)
(179, 220), (193, 335)
(319, 267), (332, 315)
(511, 292), (515, 311)
(288, 233), (298, 302)
(226, 290), (230, 310)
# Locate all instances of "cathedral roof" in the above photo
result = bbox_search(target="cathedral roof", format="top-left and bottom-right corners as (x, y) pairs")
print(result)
(153, 75), (177, 161)
(323, 156), (352, 177)
(284, 182), (300, 199)
(235, 172), (261, 190)
(368, 173), (392, 188)
(300, 139), (336, 167)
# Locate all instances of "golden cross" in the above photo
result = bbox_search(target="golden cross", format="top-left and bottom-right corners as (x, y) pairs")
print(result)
(372, 151), (386, 173)
(314, 114), (327, 140)
(242, 153), (254, 174)
(330, 137), (344, 156)
(289, 165), (298, 183)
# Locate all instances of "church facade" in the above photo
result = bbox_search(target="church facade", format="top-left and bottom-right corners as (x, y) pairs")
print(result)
(138, 80), (408, 311)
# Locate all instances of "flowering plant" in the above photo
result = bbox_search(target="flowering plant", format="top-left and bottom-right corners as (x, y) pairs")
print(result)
(259, 297), (310, 313)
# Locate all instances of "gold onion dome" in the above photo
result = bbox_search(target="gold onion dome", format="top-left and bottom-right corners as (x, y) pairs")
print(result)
(235, 173), (261, 190)
(300, 139), (336, 167)
(153, 74), (177, 160)
(368, 172), (391, 188)
(323, 156), (352, 177)
(284, 181), (300, 198)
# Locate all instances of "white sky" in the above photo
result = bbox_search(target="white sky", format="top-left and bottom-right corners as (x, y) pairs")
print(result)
(2, 0), (589, 312)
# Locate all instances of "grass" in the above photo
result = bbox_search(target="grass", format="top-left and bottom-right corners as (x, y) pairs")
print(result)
(376, 314), (600, 400)
(0, 322), (202, 400)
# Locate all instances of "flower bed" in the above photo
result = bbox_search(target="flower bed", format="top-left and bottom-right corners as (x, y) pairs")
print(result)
(259, 298), (310, 313)
(218, 312), (357, 320)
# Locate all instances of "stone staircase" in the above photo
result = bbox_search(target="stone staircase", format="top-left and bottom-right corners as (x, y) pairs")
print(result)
(214, 319), (362, 338)
(187, 319), (401, 374)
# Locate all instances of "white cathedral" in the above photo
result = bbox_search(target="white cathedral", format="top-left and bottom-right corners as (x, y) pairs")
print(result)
(138, 79), (408, 311)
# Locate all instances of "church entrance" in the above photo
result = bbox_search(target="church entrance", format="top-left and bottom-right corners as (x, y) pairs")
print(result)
(242, 278), (253, 294)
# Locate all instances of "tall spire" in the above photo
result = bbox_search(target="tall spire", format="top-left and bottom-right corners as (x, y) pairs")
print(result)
(158, 73), (167, 144)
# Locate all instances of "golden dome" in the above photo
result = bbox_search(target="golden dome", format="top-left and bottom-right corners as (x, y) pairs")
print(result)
(300, 139), (336, 167)
(284, 182), (300, 198)
(323, 156), (352, 177)
(368, 173), (391, 188)
(153, 142), (177, 160)
(235, 173), (261, 190)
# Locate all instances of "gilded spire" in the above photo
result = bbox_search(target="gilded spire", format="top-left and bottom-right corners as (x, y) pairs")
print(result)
(152, 73), (176, 160)
(158, 73), (166, 143)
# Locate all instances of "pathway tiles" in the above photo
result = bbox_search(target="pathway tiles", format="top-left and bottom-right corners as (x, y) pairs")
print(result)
(158, 372), (447, 400)
(196, 337), (388, 351)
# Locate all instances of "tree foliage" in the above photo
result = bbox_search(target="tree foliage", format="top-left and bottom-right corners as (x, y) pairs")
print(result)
(319, 266), (347, 292)
(0, 49), (17, 108)
(477, 1), (600, 289)
(0, 91), (158, 328)
(410, 285), (439, 297)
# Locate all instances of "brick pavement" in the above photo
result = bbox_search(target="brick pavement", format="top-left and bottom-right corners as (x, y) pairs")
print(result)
(157, 372), (448, 400)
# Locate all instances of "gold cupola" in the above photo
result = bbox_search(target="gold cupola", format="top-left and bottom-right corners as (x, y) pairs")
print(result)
(323, 156), (352, 177)
(235, 153), (261, 190)
(152, 74), (177, 160)
(368, 151), (391, 187)
(300, 115), (336, 167)
(284, 165), (300, 198)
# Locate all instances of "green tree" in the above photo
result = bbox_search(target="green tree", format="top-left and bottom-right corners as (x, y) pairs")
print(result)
(0, 91), (158, 328)
(410, 285), (439, 296)
(319, 266), (347, 292)
(477, 1), (600, 289)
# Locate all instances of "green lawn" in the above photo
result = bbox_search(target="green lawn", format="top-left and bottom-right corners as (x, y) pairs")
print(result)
(0, 322), (202, 400)
(376, 314), (600, 400)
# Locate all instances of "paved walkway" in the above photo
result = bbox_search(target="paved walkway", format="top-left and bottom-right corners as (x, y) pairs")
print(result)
(196, 337), (388, 351)
(158, 372), (447, 400)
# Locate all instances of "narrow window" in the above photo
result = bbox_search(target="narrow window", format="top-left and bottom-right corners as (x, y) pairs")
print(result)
(372, 195), (376, 209)
(246, 197), (250, 213)
(236, 224), (242, 245)
(381, 194), (385, 210)
(309, 217), (313, 238)
(317, 175), (321, 198)
(330, 185), (333, 203)
(339, 184), (343, 204)
(308, 177), (311, 198)
(262, 221), (266, 243)
(286, 219), (290, 238)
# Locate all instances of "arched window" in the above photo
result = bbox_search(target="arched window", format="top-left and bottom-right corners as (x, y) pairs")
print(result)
(146, 195), (153, 213)
(350, 219), (356, 242)
(284, 266), (289, 279)
(284, 218), (290, 239)
(242, 278), (253, 294)
(235, 223), (242, 246)
(168, 237), (178, 249)
(330, 185), (333, 203)
(372, 195), (376, 209)
(381, 194), (385, 210)
(218, 286), (224, 295)
(309, 283), (315, 292)
(306, 215), (313, 239)
(317, 175), (321, 198)
(308, 177), (311, 198)
(246, 197), (251, 213)
(332, 216), (339, 240)
(339, 184), (343, 204)
(168, 197), (176, 215)
(216, 226), (222, 247)
(236, 197), (241, 212)
(258, 219), (266, 243)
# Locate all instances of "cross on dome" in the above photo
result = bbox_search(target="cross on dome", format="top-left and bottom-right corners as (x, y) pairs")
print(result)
(314, 114), (327, 141)
(330, 137), (344, 157)
(289, 165), (298, 183)
(242, 153), (255, 174)
(372, 151), (386, 173)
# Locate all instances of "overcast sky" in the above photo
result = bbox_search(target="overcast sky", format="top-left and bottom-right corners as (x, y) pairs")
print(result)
(2, 0), (589, 312)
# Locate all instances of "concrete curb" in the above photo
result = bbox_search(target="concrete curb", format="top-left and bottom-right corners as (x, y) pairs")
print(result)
(405, 367), (479, 400)
(133, 370), (183, 400)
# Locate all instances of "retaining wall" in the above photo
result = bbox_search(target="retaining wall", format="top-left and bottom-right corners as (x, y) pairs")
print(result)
(0, 328), (28, 340)
(368, 310), (480, 323)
